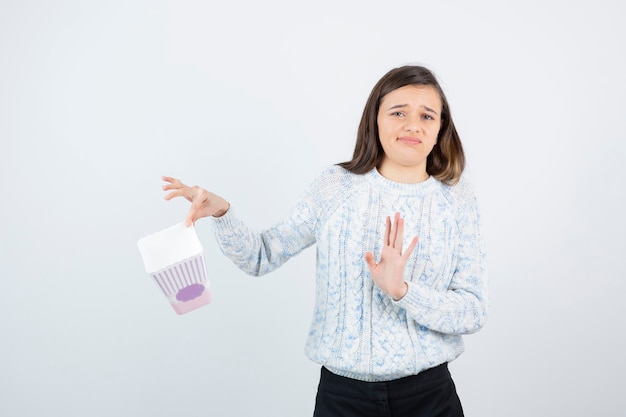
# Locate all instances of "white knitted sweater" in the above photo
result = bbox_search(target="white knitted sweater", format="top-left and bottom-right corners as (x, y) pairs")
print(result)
(212, 165), (488, 382)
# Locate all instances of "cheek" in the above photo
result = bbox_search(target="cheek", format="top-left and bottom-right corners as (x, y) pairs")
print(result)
(429, 124), (441, 141)
(378, 123), (393, 142)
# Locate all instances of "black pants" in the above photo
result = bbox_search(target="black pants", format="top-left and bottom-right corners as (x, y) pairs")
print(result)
(313, 364), (464, 417)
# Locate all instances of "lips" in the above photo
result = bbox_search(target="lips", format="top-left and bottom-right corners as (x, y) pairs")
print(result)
(398, 137), (422, 145)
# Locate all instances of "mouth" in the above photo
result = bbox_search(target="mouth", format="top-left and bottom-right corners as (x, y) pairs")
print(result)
(397, 136), (422, 145)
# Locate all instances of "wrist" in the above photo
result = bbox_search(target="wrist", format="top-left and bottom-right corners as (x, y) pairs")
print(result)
(391, 282), (409, 301)
(212, 201), (230, 218)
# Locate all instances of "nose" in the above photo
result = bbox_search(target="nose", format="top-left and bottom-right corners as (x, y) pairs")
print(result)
(404, 114), (421, 132)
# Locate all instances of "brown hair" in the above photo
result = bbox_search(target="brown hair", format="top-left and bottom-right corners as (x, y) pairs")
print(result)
(338, 65), (465, 185)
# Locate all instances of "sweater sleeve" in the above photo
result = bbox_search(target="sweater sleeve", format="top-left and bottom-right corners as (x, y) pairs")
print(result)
(210, 167), (343, 276)
(393, 180), (489, 335)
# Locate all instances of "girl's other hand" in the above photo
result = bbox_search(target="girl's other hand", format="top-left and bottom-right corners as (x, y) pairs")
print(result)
(162, 176), (230, 227)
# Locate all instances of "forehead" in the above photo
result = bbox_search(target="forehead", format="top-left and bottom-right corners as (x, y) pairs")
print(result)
(380, 85), (442, 110)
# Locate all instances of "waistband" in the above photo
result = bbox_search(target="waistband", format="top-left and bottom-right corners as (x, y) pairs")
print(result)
(318, 363), (451, 400)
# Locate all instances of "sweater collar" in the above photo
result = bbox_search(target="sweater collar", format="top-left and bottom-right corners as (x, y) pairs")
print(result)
(365, 168), (439, 196)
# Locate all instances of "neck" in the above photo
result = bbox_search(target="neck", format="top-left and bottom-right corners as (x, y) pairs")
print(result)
(377, 164), (429, 184)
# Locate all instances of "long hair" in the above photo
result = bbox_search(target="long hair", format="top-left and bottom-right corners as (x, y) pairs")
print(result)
(338, 65), (465, 185)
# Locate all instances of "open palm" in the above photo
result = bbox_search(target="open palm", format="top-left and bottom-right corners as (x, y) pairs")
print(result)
(365, 213), (418, 300)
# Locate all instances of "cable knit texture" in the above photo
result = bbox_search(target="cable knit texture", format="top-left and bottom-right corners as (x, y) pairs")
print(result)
(212, 165), (488, 382)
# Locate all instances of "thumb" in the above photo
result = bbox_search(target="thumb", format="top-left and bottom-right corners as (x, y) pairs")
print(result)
(184, 208), (197, 227)
(402, 237), (419, 260)
(364, 251), (377, 272)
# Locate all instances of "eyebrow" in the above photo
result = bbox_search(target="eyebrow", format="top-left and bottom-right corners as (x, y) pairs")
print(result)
(386, 104), (440, 116)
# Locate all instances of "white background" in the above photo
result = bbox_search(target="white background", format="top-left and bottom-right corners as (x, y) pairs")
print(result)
(1, 1), (624, 416)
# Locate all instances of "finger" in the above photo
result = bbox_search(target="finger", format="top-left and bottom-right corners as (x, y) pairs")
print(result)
(162, 176), (180, 187)
(164, 189), (191, 201)
(403, 237), (419, 260)
(389, 212), (400, 248)
(364, 251), (377, 272)
(395, 216), (404, 252)
(164, 190), (181, 200)
(184, 188), (209, 225)
(162, 177), (188, 191)
(162, 183), (180, 191)
(384, 216), (391, 246)
(185, 208), (197, 227)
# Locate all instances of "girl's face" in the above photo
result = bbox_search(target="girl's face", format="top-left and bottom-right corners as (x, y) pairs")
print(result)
(376, 85), (442, 182)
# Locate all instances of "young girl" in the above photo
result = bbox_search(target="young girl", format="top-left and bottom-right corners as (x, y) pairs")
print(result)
(162, 65), (488, 417)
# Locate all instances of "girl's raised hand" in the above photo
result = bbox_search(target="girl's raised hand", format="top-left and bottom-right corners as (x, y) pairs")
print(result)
(162, 176), (230, 227)
(365, 212), (418, 301)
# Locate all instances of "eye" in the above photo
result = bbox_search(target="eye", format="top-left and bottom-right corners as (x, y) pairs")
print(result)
(391, 111), (405, 117)
(422, 114), (435, 120)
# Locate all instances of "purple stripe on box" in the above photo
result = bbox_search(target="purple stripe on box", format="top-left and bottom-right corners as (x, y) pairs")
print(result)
(184, 262), (194, 284)
(152, 274), (168, 296)
(165, 269), (178, 292)
(172, 264), (185, 288)
(163, 271), (176, 293)
(200, 256), (207, 281)
(161, 270), (176, 294)
(200, 256), (209, 282)
(189, 258), (198, 283)
(154, 271), (174, 295)
(173, 267), (185, 289)
(190, 258), (198, 283)
(194, 258), (202, 280)
(193, 256), (206, 283)
(179, 263), (192, 286)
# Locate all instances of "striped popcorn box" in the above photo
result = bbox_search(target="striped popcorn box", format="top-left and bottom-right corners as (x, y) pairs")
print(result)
(137, 222), (212, 314)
